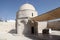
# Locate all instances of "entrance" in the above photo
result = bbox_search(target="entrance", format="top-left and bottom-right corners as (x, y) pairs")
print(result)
(31, 27), (34, 34)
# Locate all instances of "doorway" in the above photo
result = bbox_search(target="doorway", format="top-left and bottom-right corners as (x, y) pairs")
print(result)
(31, 27), (34, 34)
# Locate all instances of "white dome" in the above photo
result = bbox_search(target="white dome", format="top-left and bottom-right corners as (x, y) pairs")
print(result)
(20, 3), (35, 10)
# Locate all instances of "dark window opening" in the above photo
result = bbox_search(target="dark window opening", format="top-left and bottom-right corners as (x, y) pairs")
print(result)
(31, 27), (34, 34)
(32, 13), (33, 16)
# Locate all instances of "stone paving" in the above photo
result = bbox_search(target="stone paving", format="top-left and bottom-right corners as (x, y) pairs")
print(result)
(25, 33), (60, 40)
(37, 33), (60, 40)
(0, 31), (60, 40)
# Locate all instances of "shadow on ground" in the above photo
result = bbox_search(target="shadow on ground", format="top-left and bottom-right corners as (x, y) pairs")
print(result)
(8, 30), (60, 40)
(24, 33), (60, 40)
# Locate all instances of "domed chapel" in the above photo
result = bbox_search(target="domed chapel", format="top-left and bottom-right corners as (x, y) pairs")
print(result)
(16, 3), (38, 35)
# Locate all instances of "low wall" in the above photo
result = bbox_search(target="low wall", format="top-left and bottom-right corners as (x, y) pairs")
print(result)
(0, 22), (15, 33)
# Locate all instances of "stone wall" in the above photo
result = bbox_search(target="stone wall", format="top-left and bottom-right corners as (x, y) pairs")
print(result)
(37, 21), (47, 33)
(0, 22), (15, 33)
(47, 21), (60, 30)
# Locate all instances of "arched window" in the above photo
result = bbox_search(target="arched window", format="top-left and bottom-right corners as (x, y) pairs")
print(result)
(32, 13), (33, 16)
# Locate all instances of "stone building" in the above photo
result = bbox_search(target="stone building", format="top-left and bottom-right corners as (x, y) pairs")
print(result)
(16, 3), (60, 36)
(16, 3), (38, 35)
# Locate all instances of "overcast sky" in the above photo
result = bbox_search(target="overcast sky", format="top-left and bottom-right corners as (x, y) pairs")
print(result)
(0, 0), (60, 20)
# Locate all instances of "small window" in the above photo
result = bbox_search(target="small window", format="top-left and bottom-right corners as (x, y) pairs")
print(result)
(32, 13), (33, 16)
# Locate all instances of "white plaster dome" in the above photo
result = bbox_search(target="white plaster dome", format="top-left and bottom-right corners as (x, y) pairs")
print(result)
(20, 3), (35, 10)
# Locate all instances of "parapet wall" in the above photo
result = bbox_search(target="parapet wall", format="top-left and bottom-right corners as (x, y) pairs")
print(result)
(0, 22), (15, 33)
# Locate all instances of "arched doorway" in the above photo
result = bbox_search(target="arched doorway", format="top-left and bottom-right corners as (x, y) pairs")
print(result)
(31, 27), (34, 34)
(31, 26), (38, 35)
(29, 20), (38, 35)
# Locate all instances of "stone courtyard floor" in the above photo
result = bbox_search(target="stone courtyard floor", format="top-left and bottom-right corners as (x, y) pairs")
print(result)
(0, 31), (60, 40)
(26, 33), (60, 40)
(38, 33), (60, 40)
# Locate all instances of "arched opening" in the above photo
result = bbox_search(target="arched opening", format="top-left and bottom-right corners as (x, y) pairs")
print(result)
(32, 13), (33, 17)
(31, 27), (34, 34)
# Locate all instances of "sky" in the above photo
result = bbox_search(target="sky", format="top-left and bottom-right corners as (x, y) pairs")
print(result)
(0, 0), (60, 20)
